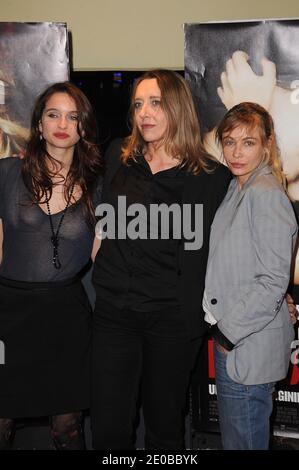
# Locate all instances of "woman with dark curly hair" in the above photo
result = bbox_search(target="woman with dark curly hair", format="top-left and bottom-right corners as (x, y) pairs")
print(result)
(0, 82), (103, 450)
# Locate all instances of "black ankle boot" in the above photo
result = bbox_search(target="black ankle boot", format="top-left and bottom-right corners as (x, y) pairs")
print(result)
(0, 422), (15, 451)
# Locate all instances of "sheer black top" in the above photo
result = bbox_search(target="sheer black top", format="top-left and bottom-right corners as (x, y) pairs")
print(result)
(93, 149), (187, 312)
(0, 158), (102, 281)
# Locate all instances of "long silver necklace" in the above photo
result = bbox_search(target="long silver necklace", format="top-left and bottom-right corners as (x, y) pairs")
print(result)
(45, 184), (75, 269)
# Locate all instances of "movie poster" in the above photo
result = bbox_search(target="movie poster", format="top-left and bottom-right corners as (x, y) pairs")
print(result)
(185, 19), (299, 440)
(0, 22), (69, 158)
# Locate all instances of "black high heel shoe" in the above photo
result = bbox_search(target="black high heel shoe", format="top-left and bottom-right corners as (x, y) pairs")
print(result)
(0, 420), (15, 451)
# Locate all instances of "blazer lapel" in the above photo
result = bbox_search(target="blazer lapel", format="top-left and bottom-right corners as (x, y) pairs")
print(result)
(208, 164), (272, 259)
(208, 178), (246, 258)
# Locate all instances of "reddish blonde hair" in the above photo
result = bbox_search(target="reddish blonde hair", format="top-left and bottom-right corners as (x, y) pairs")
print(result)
(216, 102), (286, 189)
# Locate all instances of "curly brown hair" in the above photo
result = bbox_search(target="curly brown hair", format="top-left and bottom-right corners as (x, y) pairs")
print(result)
(22, 81), (103, 221)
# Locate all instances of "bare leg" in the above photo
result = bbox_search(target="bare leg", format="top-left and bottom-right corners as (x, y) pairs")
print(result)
(50, 412), (85, 450)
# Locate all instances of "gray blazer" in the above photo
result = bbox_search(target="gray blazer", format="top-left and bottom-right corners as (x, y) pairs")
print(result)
(204, 165), (298, 385)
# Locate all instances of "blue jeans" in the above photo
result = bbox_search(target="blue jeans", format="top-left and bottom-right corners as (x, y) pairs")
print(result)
(214, 344), (275, 450)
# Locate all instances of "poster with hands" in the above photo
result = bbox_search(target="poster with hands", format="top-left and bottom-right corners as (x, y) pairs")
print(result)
(185, 19), (299, 439)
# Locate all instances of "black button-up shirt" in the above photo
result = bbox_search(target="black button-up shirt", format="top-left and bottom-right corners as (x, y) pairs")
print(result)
(93, 155), (186, 312)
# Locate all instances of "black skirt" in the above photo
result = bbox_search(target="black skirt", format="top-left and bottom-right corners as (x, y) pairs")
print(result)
(0, 276), (92, 418)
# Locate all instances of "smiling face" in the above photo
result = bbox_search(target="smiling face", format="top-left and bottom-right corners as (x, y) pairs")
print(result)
(133, 78), (168, 147)
(222, 125), (270, 187)
(39, 92), (80, 154)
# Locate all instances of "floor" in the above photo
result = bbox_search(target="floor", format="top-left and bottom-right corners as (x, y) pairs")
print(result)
(11, 419), (299, 450)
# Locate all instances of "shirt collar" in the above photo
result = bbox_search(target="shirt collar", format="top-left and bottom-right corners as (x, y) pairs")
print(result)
(135, 154), (183, 178)
(230, 163), (272, 192)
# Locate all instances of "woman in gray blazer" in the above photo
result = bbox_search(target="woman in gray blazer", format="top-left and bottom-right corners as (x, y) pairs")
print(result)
(203, 102), (298, 450)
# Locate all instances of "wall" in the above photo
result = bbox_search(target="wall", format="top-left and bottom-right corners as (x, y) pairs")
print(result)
(1, 0), (299, 70)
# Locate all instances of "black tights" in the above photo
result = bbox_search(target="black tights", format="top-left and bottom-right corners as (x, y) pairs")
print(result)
(0, 412), (85, 450)
(50, 412), (85, 450)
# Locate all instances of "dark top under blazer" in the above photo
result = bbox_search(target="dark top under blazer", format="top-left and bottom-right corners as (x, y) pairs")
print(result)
(93, 139), (231, 338)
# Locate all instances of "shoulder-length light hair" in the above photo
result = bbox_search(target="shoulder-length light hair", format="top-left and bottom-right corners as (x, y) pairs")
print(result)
(216, 101), (286, 189)
(122, 69), (216, 174)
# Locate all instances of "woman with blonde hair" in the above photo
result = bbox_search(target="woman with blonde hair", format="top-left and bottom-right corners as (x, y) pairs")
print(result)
(203, 102), (298, 449)
(91, 69), (231, 449)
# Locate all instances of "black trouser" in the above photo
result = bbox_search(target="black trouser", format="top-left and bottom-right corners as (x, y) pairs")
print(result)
(91, 301), (201, 450)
